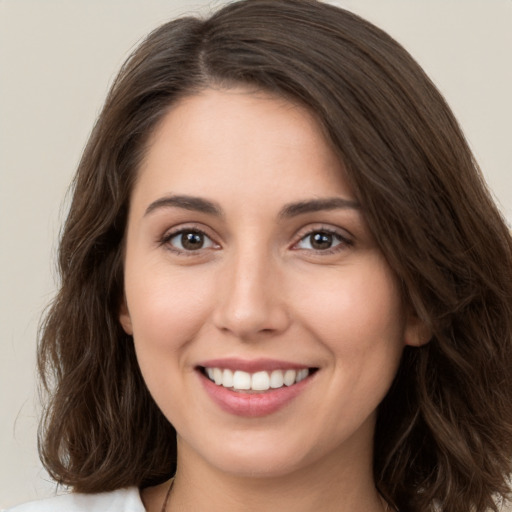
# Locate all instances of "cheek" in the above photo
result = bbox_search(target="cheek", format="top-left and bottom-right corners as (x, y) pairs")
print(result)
(125, 263), (217, 419)
(125, 261), (214, 359)
(292, 259), (405, 364)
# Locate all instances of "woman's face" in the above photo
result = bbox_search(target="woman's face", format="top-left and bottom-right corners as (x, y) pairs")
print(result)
(120, 87), (424, 479)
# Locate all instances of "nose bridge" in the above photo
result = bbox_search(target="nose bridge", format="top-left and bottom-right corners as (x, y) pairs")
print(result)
(214, 239), (289, 338)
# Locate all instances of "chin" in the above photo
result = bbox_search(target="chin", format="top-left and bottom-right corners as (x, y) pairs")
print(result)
(202, 431), (325, 480)
(213, 451), (307, 479)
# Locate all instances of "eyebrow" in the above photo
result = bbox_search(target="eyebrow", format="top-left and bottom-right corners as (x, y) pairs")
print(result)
(144, 194), (360, 218)
(278, 197), (361, 218)
(144, 194), (223, 217)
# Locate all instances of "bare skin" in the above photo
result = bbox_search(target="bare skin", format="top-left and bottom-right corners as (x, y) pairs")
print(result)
(124, 87), (426, 512)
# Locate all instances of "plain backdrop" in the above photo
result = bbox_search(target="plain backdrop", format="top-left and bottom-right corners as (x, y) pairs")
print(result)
(1, 0), (511, 508)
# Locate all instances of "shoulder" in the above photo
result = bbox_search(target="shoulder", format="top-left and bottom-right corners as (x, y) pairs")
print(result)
(4, 487), (145, 512)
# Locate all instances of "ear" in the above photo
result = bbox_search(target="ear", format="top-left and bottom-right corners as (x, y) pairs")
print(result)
(404, 311), (431, 347)
(119, 297), (133, 335)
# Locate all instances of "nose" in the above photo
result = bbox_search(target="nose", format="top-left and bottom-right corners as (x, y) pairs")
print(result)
(212, 248), (290, 341)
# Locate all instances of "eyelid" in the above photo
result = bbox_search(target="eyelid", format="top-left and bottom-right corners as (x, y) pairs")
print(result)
(159, 224), (221, 254)
(290, 224), (353, 253)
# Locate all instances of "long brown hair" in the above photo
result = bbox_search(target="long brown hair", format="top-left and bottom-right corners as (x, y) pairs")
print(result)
(38, 1), (512, 510)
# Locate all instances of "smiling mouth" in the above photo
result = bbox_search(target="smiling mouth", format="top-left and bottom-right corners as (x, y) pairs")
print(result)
(199, 367), (318, 393)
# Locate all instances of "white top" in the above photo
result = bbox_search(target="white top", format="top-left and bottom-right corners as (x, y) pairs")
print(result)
(4, 487), (145, 512)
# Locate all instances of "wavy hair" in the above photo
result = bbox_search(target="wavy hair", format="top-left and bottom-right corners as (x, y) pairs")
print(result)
(38, 1), (512, 510)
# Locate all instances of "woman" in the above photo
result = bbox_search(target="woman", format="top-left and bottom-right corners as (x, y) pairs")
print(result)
(9, 0), (512, 511)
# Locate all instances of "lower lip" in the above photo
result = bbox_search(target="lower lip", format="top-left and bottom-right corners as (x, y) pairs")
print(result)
(199, 371), (313, 417)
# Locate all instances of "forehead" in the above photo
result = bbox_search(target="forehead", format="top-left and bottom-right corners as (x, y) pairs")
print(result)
(133, 86), (351, 209)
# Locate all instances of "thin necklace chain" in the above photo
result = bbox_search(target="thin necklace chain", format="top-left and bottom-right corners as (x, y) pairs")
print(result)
(160, 478), (174, 512)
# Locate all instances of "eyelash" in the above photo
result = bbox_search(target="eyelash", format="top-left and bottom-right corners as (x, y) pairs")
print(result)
(292, 227), (353, 254)
(159, 226), (353, 256)
(160, 227), (219, 256)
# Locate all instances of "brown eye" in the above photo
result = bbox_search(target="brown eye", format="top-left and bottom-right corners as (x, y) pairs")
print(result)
(310, 232), (334, 250)
(295, 230), (349, 252)
(167, 230), (215, 251)
(181, 232), (204, 250)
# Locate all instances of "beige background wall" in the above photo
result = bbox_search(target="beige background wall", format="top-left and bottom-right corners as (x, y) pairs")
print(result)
(1, 0), (511, 508)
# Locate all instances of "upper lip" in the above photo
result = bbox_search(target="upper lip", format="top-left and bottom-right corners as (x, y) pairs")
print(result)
(196, 358), (313, 373)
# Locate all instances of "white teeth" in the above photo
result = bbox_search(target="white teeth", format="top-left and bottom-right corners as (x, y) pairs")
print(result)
(222, 369), (234, 388)
(283, 369), (296, 386)
(269, 370), (284, 389)
(213, 368), (223, 385)
(251, 371), (270, 391)
(233, 370), (251, 390)
(204, 367), (311, 391)
(296, 369), (309, 382)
